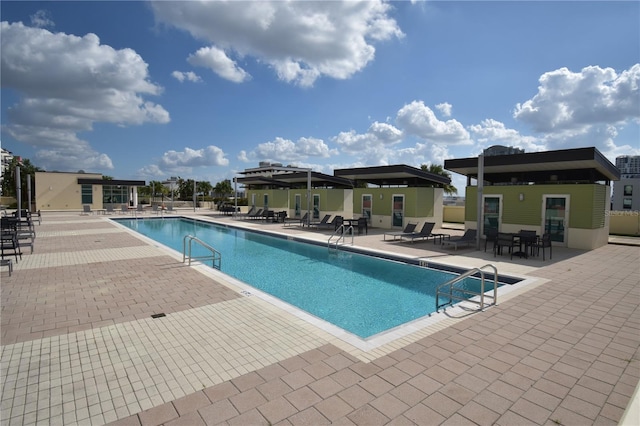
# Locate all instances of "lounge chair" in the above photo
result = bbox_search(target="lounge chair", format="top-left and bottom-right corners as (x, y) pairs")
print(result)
(284, 212), (308, 227)
(383, 223), (417, 241)
(318, 215), (343, 230)
(309, 214), (331, 228)
(246, 208), (263, 220)
(442, 229), (477, 251)
(401, 222), (436, 243)
(241, 206), (256, 218)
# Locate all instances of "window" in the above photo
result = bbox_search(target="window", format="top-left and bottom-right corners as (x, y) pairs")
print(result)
(623, 198), (632, 209)
(103, 185), (127, 205)
(624, 185), (633, 196)
(81, 184), (93, 204)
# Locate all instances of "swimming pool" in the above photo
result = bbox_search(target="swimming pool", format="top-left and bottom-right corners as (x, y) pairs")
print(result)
(115, 217), (502, 339)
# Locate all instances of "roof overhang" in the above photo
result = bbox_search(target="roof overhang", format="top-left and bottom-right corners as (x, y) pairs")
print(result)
(444, 147), (620, 184)
(235, 171), (353, 188)
(77, 178), (146, 186)
(334, 164), (450, 186)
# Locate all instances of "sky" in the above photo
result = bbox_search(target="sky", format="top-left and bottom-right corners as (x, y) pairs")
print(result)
(1, 1), (639, 194)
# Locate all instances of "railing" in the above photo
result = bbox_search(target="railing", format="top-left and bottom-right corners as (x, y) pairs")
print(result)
(328, 224), (353, 249)
(435, 264), (498, 312)
(183, 235), (221, 269)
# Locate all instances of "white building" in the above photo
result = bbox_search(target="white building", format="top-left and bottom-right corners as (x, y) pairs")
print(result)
(612, 155), (640, 211)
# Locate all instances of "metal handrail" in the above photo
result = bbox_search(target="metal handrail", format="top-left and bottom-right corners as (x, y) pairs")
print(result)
(328, 224), (353, 249)
(435, 263), (498, 312)
(183, 235), (221, 269)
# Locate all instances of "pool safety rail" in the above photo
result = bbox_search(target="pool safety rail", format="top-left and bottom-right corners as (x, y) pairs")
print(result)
(328, 224), (354, 249)
(435, 264), (498, 312)
(182, 235), (221, 269)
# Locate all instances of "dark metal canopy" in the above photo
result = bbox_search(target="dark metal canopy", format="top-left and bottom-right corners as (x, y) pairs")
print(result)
(333, 164), (450, 187)
(77, 178), (146, 186)
(444, 147), (620, 184)
(235, 171), (353, 188)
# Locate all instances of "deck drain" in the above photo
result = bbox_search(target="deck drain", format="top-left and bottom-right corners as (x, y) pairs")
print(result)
(151, 313), (166, 319)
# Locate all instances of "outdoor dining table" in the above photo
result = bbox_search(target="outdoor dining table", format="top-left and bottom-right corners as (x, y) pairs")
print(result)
(511, 231), (539, 258)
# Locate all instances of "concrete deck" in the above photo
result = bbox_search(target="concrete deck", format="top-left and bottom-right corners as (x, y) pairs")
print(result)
(1, 210), (638, 425)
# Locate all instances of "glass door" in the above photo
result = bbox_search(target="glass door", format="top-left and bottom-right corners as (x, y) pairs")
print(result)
(543, 196), (569, 245)
(392, 195), (404, 227)
(362, 194), (372, 224)
(313, 194), (320, 219)
(483, 195), (502, 235)
(294, 194), (301, 217)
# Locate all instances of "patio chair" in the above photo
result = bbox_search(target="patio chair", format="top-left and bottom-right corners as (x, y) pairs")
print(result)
(494, 232), (518, 258)
(442, 229), (477, 251)
(401, 222), (436, 243)
(151, 204), (159, 214)
(120, 205), (128, 214)
(309, 214), (331, 228)
(105, 205), (115, 215)
(356, 217), (368, 235)
(1, 225), (22, 263)
(484, 228), (498, 252)
(136, 204), (145, 214)
(533, 233), (552, 260)
(383, 223), (417, 241)
(82, 205), (92, 215)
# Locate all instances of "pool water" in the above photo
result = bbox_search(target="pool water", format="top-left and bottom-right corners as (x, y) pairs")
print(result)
(116, 218), (494, 339)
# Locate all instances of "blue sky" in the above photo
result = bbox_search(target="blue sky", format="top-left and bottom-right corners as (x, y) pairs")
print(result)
(1, 1), (639, 193)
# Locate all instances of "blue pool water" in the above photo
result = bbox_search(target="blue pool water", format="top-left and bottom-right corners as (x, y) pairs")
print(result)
(116, 217), (495, 338)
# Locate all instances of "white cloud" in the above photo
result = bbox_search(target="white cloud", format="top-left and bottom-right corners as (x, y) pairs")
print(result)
(469, 119), (546, 152)
(187, 46), (250, 83)
(243, 136), (338, 163)
(514, 64), (640, 132)
(435, 102), (452, 117)
(30, 10), (54, 28)
(396, 100), (473, 145)
(171, 71), (202, 83)
(334, 121), (403, 156)
(159, 146), (229, 169)
(0, 21), (169, 172)
(151, 0), (404, 87)
(513, 64), (640, 159)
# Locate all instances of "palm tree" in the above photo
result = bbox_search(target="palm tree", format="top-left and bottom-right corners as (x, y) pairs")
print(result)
(420, 164), (457, 195)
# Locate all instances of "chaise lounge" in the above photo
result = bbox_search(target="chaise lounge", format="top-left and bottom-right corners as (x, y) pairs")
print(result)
(442, 229), (477, 250)
(383, 223), (417, 241)
(400, 222), (436, 243)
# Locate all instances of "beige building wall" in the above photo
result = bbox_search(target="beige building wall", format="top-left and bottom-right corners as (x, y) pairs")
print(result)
(35, 172), (103, 211)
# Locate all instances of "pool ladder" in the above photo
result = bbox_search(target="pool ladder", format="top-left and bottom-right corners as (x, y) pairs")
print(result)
(328, 224), (354, 249)
(183, 235), (221, 270)
(435, 264), (498, 312)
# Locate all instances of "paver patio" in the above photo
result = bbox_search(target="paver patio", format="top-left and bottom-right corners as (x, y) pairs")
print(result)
(1, 211), (638, 425)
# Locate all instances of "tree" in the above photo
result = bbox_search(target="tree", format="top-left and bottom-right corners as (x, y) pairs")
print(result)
(214, 179), (233, 200)
(1, 157), (44, 207)
(420, 164), (457, 195)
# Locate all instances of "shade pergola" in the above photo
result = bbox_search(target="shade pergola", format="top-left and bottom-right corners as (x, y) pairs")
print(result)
(444, 147), (620, 185)
(333, 164), (450, 187)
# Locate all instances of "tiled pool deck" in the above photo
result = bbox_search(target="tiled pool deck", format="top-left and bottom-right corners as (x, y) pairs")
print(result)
(1, 211), (638, 425)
